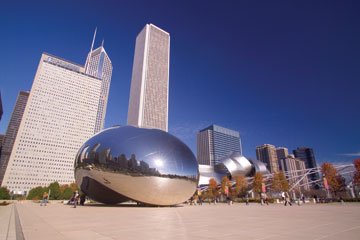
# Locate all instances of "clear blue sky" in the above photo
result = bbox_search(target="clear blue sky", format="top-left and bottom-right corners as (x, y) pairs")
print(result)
(1, 0), (359, 164)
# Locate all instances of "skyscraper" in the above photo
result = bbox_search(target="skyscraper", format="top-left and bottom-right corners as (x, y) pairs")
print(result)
(0, 91), (29, 185)
(279, 156), (309, 190)
(127, 24), (170, 132)
(256, 144), (279, 173)
(85, 29), (113, 133)
(197, 125), (241, 166)
(293, 147), (320, 187)
(276, 147), (289, 160)
(1, 44), (108, 193)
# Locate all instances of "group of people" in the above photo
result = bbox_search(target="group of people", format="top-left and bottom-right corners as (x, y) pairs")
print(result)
(39, 190), (86, 208)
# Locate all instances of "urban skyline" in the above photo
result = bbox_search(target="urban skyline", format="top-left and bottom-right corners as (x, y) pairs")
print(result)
(1, 1), (359, 165)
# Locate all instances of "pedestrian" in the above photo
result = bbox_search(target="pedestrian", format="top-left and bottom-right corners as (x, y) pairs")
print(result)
(264, 193), (269, 205)
(73, 191), (80, 208)
(197, 191), (203, 205)
(260, 192), (264, 205)
(80, 194), (86, 206)
(245, 192), (249, 205)
(40, 191), (48, 206)
(284, 192), (292, 206)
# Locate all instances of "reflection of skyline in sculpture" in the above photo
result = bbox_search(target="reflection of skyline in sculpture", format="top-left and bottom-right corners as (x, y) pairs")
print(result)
(198, 152), (268, 185)
(75, 126), (199, 206)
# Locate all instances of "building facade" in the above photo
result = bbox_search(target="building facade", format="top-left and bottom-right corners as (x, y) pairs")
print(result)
(197, 125), (241, 166)
(279, 156), (310, 190)
(293, 147), (320, 187)
(1, 52), (103, 194)
(256, 144), (279, 173)
(276, 147), (289, 160)
(0, 91), (29, 185)
(84, 29), (113, 133)
(127, 24), (170, 132)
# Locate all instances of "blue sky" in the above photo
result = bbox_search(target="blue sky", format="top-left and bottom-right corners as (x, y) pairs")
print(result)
(0, 0), (359, 164)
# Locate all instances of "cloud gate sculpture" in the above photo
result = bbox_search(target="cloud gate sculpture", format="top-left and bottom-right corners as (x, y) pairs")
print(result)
(74, 126), (199, 206)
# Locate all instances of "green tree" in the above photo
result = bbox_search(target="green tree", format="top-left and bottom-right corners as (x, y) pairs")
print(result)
(0, 187), (11, 200)
(48, 182), (61, 200)
(235, 176), (248, 196)
(253, 172), (263, 194)
(27, 186), (47, 200)
(61, 187), (73, 200)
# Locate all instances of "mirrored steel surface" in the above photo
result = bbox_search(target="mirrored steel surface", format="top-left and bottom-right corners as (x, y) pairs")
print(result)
(199, 153), (269, 184)
(75, 126), (199, 206)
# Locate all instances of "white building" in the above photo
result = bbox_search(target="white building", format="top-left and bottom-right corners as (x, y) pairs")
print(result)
(85, 29), (113, 133)
(127, 24), (170, 132)
(1, 50), (106, 194)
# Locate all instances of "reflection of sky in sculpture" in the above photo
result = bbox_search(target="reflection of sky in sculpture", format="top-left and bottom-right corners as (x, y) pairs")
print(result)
(76, 126), (199, 179)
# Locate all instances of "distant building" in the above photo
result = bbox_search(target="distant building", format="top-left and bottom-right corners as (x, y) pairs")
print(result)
(256, 144), (279, 173)
(127, 24), (170, 132)
(1, 34), (110, 193)
(279, 156), (310, 190)
(293, 147), (320, 188)
(0, 91), (29, 185)
(276, 147), (289, 160)
(197, 125), (241, 166)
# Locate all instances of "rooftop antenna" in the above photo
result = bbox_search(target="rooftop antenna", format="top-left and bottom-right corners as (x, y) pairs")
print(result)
(91, 27), (97, 52)
(101, 38), (104, 47)
(85, 27), (97, 72)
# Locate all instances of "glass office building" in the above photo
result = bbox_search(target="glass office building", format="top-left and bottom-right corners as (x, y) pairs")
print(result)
(197, 125), (241, 166)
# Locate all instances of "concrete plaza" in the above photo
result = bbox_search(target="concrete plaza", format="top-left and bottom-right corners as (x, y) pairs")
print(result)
(1, 201), (360, 240)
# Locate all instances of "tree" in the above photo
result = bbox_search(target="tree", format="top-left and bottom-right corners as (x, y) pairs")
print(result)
(69, 182), (78, 192)
(271, 172), (282, 192)
(278, 171), (289, 192)
(353, 159), (360, 186)
(27, 186), (47, 200)
(221, 176), (230, 195)
(61, 187), (73, 200)
(0, 187), (11, 200)
(235, 176), (248, 196)
(48, 182), (61, 200)
(253, 172), (263, 194)
(207, 178), (218, 199)
(321, 162), (341, 195)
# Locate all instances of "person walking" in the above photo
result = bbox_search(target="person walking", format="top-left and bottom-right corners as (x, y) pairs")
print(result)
(245, 192), (250, 205)
(73, 191), (80, 208)
(264, 192), (269, 205)
(40, 191), (48, 206)
(197, 190), (203, 205)
(284, 191), (292, 206)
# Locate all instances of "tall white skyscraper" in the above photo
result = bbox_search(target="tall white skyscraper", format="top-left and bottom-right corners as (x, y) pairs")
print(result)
(127, 24), (170, 132)
(1, 34), (112, 194)
(85, 29), (113, 133)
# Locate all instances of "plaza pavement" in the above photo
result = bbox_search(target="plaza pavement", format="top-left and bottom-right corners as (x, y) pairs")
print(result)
(1, 201), (360, 240)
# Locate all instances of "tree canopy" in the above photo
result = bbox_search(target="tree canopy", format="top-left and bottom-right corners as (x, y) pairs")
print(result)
(0, 187), (11, 200)
(253, 172), (263, 193)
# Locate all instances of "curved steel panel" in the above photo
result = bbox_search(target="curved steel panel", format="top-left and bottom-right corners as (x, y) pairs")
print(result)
(74, 126), (199, 206)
